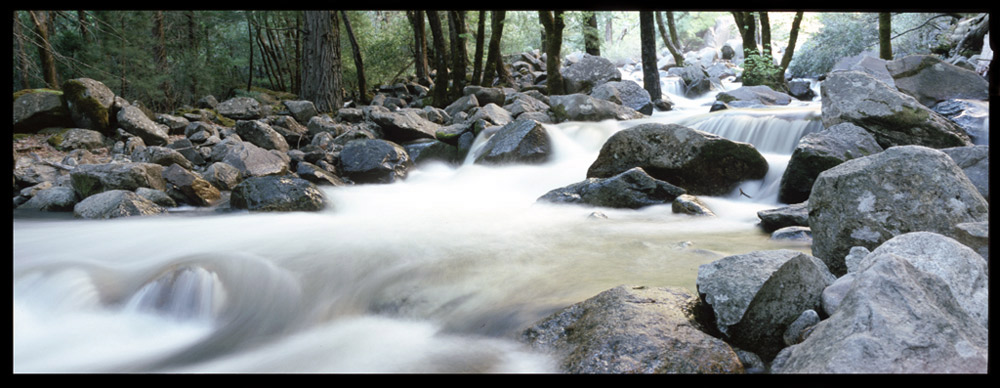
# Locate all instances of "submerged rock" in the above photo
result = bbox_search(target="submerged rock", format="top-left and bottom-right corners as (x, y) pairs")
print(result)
(339, 139), (413, 184)
(538, 167), (686, 209)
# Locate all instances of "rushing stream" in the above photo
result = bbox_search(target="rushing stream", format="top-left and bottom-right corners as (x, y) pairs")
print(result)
(13, 79), (824, 373)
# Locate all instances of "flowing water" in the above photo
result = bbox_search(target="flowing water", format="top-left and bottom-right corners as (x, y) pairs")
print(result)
(13, 85), (823, 373)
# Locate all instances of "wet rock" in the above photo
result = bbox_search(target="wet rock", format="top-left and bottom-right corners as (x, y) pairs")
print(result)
(940, 145), (988, 202)
(590, 80), (654, 115)
(821, 71), (972, 149)
(339, 139), (413, 184)
(886, 54), (990, 107)
(17, 186), (78, 212)
(473, 118), (551, 165)
(587, 123), (768, 196)
(162, 164), (221, 207)
(756, 201), (809, 233)
(671, 194), (715, 216)
(549, 93), (645, 123)
(787, 79), (816, 101)
(778, 123), (883, 204)
(404, 139), (459, 166)
(295, 161), (347, 186)
(522, 285), (744, 374)
(560, 53), (621, 95)
(808, 145), (988, 276)
(538, 167), (686, 209)
(70, 162), (166, 199)
(932, 99), (989, 144)
(73, 189), (165, 219)
(770, 226), (811, 242)
(230, 175), (326, 212)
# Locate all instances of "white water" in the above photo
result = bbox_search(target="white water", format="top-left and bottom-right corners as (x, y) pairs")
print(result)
(13, 87), (822, 373)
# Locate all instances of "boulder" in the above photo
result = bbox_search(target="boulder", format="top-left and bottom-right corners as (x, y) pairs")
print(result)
(770, 226), (812, 242)
(464, 103), (513, 127)
(162, 164), (221, 206)
(47, 128), (108, 151)
(444, 94), (479, 119)
(165, 138), (207, 167)
(265, 115), (310, 148)
(403, 139), (459, 166)
(13, 89), (72, 133)
(132, 145), (194, 170)
(61, 78), (116, 134)
(462, 85), (506, 106)
(590, 80), (654, 115)
(820, 272), (855, 316)
(756, 201), (809, 233)
(295, 161), (347, 186)
(771, 253), (988, 373)
(777, 123), (884, 204)
(587, 123), (769, 196)
(472, 118), (551, 165)
(537, 167), (686, 209)
(339, 139), (413, 184)
(116, 105), (170, 146)
(504, 93), (550, 118)
(202, 162), (243, 191)
(932, 99), (989, 144)
(184, 121), (221, 143)
(235, 120), (289, 152)
(715, 85), (792, 108)
(560, 54), (621, 94)
(952, 221), (988, 260)
(230, 175), (326, 212)
(786, 79), (816, 101)
(808, 145), (989, 276)
(820, 71), (972, 149)
(216, 97), (262, 120)
(940, 145), (988, 201)
(369, 109), (440, 143)
(70, 162), (166, 199)
(549, 93), (645, 123)
(830, 53), (895, 87)
(522, 285), (744, 374)
(283, 100), (318, 124)
(17, 186), (78, 212)
(886, 54), (990, 107)
(135, 187), (177, 208)
(73, 189), (165, 219)
(671, 194), (716, 217)
(209, 137), (290, 179)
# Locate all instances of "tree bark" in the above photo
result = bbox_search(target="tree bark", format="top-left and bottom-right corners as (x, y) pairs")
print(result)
(538, 10), (565, 96)
(406, 10), (430, 82)
(448, 11), (468, 100)
(583, 11), (600, 56)
(341, 10), (367, 105)
(655, 12), (685, 67)
(153, 11), (175, 110)
(472, 11), (486, 85)
(28, 11), (59, 89)
(779, 11), (804, 73)
(13, 13), (32, 89)
(426, 11), (450, 107)
(758, 12), (772, 57)
(639, 12), (661, 102)
(731, 11), (758, 57)
(666, 12), (681, 49)
(483, 10), (512, 87)
(300, 10), (342, 113)
(879, 12), (893, 60)
(246, 11), (255, 92)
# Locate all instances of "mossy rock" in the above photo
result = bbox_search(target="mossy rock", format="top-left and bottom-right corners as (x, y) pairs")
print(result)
(62, 78), (116, 134)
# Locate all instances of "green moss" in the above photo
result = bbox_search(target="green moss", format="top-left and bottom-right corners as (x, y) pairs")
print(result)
(12, 133), (31, 141)
(13, 88), (63, 100)
(62, 79), (111, 132)
(716, 93), (737, 103)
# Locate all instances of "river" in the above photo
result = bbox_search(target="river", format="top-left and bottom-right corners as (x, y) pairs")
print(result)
(13, 78), (824, 373)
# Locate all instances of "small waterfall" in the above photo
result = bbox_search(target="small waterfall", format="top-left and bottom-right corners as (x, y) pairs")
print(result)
(677, 106), (823, 155)
(125, 266), (226, 321)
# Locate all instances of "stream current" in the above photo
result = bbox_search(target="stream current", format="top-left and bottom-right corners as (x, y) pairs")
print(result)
(14, 79), (825, 373)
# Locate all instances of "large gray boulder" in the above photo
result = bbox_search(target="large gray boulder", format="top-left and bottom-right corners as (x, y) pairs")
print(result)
(370, 109), (440, 143)
(209, 137), (290, 179)
(932, 99), (989, 144)
(830, 53), (895, 87)
(13, 89), (72, 133)
(235, 120), (289, 152)
(715, 85), (793, 108)
(162, 164), (221, 207)
(821, 71), (972, 149)
(73, 189), (165, 219)
(117, 105), (170, 146)
(537, 167), (686, 209)
(464, 103), (513, 127)
(403, 139), (459, 166)
(940, 145), (988, 202)
(522, 285), (744, 374)
(339, 139), (413, 184)
(61, 78), (116, 134)
(132, 146), (194, 170)
(756, 201), (809, 233)
(504, 92), (551, 118)
(560, 53), (621, 94)
(283, 100), (318, 124)
(587, 123), (768, 196)
(47, 128), (108, 151)
(590, 80), (654, 115)
(473, 118), (552, 165)
(216, 97), (262, 120)
(549, 93), (645, 123)
(886, 54), (990, 107)
(808, 145), (988, 276)
(230, 175), (326, 212)
(70, 162), (167, 199)
(778, 123), (884, 204)
(771, 251), (988, 373)
(17, 186), (79, 212)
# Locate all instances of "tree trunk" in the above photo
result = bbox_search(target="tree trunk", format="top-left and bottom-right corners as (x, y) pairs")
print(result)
(732, 11), (758, 57)
(406, 10), (430, 82)
(28, 11), (59, 89)
(879, 12), (893, 60)
(538, 10), (565, 96)
(153, 11), (175, 111)
(472, 11), (486, 86)
(483, 10), (512, 87)
(426, 11), (450, 107)
(758, 12), (772, 57)
(584, 11), (600, 56)
(341, 10), (367, 105)
(300, 10), (342, 113)
(246, 11), (255, 92)
(779, 11), (804, 73)
(639, 12), (661, 102)
(448, 11), (468, 101)
(77, 10), (89, 42)
(666, 12), (681, 49)
(604, 13), (613, 43)
(655, 12), (684, 67)
(13, 13), (32, 89)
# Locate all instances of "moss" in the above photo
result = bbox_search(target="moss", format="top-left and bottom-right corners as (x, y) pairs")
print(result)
(62, 79), (111, 132)
(12, 133), (31, 141)
(716, 93), (737, 103)
(13, 88), (63, 100)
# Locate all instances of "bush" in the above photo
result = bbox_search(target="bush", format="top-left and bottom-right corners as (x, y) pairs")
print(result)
(741, 52), (787, 92)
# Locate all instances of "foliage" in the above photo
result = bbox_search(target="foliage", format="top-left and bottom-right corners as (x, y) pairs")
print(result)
(741, 52), (787, 92)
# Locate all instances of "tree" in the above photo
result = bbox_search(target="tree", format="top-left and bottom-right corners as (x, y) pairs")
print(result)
(731, 11), (758, 57)
(483, 10), (513, 87)
(639, 12), (661, 103)
(779, 11), (804, 73)
(300, 10), (342, 113)
(448, 11), (468, 100)
(471, 10), (486, 85)
(13, 13), (32, 89)
(583, 11), (600, 56)
(758, 12), (772, 57)
(27, 11), (60, 88)
(406, 10), (430, 82)
(655, 12), (684, 67)
(341, 10), (368, 105)
(879, 12), (892, 60)
(538, 10), (566, 95)
(425, 11), (450, 107)
(152, 11), (176, 111)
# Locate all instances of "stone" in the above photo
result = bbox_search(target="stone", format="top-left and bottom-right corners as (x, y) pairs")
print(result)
(886, 54), (990, 107)
(209, 137), (290, 179)
(830, 53), (895, 87)
(339, 139), (413, 184)
(17, 186), (78, 212)
(778, 123), (884, 204)
(538, 167), (686, 209)
(465, 103), (513, 127)
(940, 145), (988, 202)
(590, 80), (654, 115)
(473, 118), (551, 165)
(522, 285), (744, 374)
(715, 85), (792, 108)
(370, 109), (440, 143)
(951, 221), (988, 260)
(116, 105), (170, 146)
(13, 89), (72, 133)
(73, 189), (165, 219)
(283, 100), (318, 124)
(444, 94), (479, 119)
(821, 71), (972, 149)
(403, 139), (459, 166)
(782, 309), (820, 346)
(184, 121), (221, 143)
(770, 226), (811, 242)
(165, 138), (206, 167)
(820, 272), (855, 316)
(235, 120), (289, 152)
(162, 164), (221, 206)
(932, 99), (989, 144)
(549, 94), (645, 123)
(156, 114), (190, 135)
(202, 162), (243, 191)
(70, 162), (166, 199)
(61, 78), (116, 134)
(47, 128), (108, 151)
(462, 85), (506, 106)
(135, 187), (177, 208)
(671, 194), (715, 216)
(230, 175), (326, 212)
(587, 123), (768, 196)
(295, 161), (347, 186)
(756, 201), (809, 233)
(787, 79), (816, 101)
(560, 54), (621, 94)
(504, 93), (550, 118)
(131, 146), (194, 170)
(808, 145), (988, 276)
(216, 97), (262, 120)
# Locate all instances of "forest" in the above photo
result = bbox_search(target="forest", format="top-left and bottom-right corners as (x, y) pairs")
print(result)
(13, 10), (990, 115)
